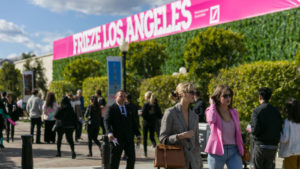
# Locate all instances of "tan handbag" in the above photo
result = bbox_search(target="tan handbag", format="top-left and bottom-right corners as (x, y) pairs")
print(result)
(242, 145), (251, 163)
(154, 144), (185, 168)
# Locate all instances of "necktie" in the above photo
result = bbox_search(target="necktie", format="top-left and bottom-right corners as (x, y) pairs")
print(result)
(121, 106), (126, 117)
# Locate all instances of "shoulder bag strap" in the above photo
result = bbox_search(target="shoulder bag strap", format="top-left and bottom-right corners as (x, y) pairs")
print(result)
(164, 145), (167, 169)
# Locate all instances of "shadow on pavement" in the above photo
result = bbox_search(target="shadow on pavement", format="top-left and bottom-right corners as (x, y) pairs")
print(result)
(0, 148), (18, 168)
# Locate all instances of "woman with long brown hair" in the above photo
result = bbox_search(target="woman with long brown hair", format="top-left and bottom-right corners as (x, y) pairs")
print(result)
(279, 98), (300, 169)
(205, 85), (243, 169)
(42, 92), (58, 143)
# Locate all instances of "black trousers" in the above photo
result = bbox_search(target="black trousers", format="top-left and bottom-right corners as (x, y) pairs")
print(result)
(143, 123), (156, 154)
(99, 118), (106, 134)
(87, 125), (101, 154)
(44, 120), (56, 143)
(56, 128), (75, 153)
(75, 121), (82, 140)
(30, 117), (42, 143)
(110, 139), (135, 169)
(253, 144), (277, 169)
(5, 119), (14, 142)
(0, 129), (3, 144)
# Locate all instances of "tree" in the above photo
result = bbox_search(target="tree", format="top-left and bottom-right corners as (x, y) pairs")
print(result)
(63, 58), (102, 89)
(21, 52), (36, 59)
(23, 58), (48, 98)
(126, 41), (168, 79)
(184, 27), (248, 101)
(184, 27), (248, 76)
(0, 62), (23, 98)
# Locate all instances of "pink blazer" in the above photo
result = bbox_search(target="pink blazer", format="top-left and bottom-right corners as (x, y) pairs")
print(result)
(205, 104), (244, 156)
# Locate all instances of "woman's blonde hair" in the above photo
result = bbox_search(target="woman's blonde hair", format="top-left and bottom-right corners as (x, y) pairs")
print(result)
(149, 94), (156, 105)
(145, 91), (152, 101)
(169, 82), (194, 102)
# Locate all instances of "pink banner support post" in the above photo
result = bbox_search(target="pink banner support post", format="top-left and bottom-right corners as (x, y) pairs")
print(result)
(53, 0), (300, 60)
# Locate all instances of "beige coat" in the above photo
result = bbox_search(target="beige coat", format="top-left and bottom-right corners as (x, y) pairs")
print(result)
(159, 103), (203, 169)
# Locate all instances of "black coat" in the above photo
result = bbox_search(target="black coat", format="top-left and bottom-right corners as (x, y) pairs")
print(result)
(104, 103), (140, 143)
(126, 102), (140, 129)
(0, 100), (7, 130)
(6, 102), (19, 121)
(251, 102), (283, 145)
(193, 99), (206, 123)
(141, 102), (162, 127)
(85, 105), (101, 127)
(55, 106), (78, 129)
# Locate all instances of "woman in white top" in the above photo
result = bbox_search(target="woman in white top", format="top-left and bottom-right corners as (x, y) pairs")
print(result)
(278, 98), (300, 169)
(42, 92), (58, 144)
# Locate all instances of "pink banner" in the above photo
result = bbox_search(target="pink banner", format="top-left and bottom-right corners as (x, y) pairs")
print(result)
(53, 0), (300, 60)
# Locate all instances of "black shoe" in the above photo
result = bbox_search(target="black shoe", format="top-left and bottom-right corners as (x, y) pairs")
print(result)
(36, 142), (44, 144)
(56, 153), (61, 157)
(0, 144), (5, 150)
(87, 153), (92, 157)
(72, 152), (76, 159)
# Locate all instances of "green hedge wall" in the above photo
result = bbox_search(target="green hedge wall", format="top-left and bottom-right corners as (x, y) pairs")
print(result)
(82, 76), (108, 107)
(53, 8), (300, 81)
(49, 81), (76, 104)
(208, 60), (300, 121)
(138, 74), (192, 112)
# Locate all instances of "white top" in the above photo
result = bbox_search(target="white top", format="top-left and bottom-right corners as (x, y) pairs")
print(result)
(278, 119), (300, 158)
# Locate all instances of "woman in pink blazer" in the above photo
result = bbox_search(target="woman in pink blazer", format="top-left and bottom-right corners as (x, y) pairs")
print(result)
(205, 85), (244, 169)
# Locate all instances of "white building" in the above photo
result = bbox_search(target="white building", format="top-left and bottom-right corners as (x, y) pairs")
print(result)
(14, 53), (53, 87)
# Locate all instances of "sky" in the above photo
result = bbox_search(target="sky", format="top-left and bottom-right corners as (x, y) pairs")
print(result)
(0, 0), (175, 60)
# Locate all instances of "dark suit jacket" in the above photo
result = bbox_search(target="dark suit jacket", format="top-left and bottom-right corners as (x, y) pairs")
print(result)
(104, 103), (140, 143)
(251, 102), (282, 145)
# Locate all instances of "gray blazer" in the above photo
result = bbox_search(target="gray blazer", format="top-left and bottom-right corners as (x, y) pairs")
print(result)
(159, 103), (202, 169)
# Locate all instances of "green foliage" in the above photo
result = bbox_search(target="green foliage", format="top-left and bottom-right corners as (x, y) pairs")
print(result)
(53, 48), (119, 81)
(208, 60), (300, 121)
(82, 76), (108, 107)
(138, 75), (191, 112)
(127, 41), (168, 79)
(63, 58), (103, 89)
(53, 8), (300, 80)
(82, 75), (141, 106)
(184, 27), (248, 76)
(49, 81), (76, 104)
(296, 44), (300, 66)
(23, 58), (48, 98)
(21, 52), (36, 59)
(0, 62), (22, 98)
(126, 74), (142, 105)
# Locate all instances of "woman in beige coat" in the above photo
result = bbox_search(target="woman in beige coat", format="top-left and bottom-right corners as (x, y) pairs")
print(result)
(160, 82), (203, 169)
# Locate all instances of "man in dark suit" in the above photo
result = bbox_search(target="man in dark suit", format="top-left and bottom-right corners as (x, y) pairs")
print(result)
(104, 90), (141, 169)
(193, 90), (206, 123)
(251, 87), (282, 169)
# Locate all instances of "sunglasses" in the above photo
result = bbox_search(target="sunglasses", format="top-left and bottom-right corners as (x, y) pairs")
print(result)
(187, 91), (195, 95)
(222, 94), (232, 98)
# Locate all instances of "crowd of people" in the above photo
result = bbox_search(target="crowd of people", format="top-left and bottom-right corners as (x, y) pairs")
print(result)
(0, 83), (299, 169)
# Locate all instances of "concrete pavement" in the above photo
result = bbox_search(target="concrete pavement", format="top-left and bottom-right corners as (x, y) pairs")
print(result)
(0, 121), (283, 169)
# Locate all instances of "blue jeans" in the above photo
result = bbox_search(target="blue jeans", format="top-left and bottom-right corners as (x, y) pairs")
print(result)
(208, 145), (243, 169)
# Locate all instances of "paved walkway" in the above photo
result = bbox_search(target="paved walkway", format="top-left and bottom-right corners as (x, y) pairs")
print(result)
(0, 121), (283, 169)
